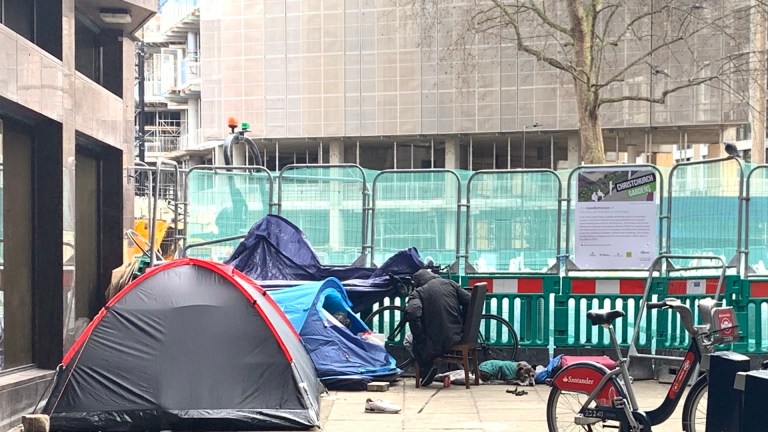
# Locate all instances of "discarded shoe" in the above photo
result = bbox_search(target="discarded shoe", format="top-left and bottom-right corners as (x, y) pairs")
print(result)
(365, 398), (402, 413)
(420, 366), (439, 387)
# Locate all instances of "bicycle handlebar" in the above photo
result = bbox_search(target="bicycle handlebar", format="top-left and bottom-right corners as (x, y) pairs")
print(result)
(647, 298), (700, 337)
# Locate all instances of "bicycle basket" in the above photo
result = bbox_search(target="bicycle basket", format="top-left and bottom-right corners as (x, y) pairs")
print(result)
(709, 306), (739, 345)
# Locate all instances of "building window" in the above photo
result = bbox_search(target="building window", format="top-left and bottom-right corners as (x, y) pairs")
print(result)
(75, 11), (123, 97)
(0, 0), (62, 59)
(0, 118), (34, 372)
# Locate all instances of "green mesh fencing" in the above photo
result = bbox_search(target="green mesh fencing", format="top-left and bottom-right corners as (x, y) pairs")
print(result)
(667, 159), (743, 271)
(185, 167), (273, 261)
(278, 165), (367, 265)
(747, 165), (768, 274)
(466, 170), (561, 273)
(371, 170), (461, 266)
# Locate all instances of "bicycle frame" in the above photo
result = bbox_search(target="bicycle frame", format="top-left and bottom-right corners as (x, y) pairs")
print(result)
(551, 324), (704, 430)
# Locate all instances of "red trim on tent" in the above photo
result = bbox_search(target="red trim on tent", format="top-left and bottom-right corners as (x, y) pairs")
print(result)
(235, 274), (302, 341)
(62, 258), (297, 366)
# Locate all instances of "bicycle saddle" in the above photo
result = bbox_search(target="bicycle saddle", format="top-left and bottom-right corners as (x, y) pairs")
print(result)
(586, 309), (626, 326)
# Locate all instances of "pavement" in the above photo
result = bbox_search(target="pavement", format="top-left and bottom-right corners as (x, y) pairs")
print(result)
(317, 378), (690, 431)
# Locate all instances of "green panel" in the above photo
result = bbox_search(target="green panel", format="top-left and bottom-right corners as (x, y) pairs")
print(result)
(372, 171), (460, 266)
(555, 277), (663, 349)
(279, 166), (367, 265)
(467, 171), (560, 272)
(186, 169), (272, 261)
(747, 166), (768, 274)
(668, 159), (742, 269)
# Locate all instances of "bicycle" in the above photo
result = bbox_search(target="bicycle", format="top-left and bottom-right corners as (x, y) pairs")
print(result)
(364, 273), (519, 370)
(546, 297), (739, 432)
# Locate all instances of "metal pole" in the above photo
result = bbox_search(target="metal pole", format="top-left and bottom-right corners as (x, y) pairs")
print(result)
(393, 141), (397, 169)
(507, 136), (511, 169)
(137, 42), (146, 162)
(356, 139), (360, 165)
(430, 137), (434, 168)
(469, 136), (473, 171)
(522, 126), (526, 168)
(550, 135), (554, 170)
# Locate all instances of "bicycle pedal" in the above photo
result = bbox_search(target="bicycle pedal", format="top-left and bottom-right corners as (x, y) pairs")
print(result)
(574, 415), (601, 426)
(612, 397), (626, 408)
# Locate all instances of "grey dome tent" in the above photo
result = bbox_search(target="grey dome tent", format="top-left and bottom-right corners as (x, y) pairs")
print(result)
(43, 258), (321, 431)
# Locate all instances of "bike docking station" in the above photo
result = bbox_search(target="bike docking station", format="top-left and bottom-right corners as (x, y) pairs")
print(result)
(706, 351), (749, 432)
(546, 254), (743, 432)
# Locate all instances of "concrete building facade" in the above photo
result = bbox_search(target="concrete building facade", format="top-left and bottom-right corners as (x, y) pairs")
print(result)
(0, 1), (154, 429)
(145, 0), (759, 171)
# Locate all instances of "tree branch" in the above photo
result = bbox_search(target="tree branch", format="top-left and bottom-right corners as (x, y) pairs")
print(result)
(595, 35), (684, 90)
(597, 76), (719, 106)
(489, 0), (586, 83)
(521, 0), (572, 37)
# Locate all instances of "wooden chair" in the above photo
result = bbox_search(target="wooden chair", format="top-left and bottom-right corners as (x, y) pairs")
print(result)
(415, 282), (488, 389)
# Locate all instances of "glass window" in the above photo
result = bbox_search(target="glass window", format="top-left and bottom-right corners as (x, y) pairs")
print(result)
(0, 118), (33, 371)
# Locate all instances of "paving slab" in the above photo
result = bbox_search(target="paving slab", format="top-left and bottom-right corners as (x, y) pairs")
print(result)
(315, 378), (695, 431)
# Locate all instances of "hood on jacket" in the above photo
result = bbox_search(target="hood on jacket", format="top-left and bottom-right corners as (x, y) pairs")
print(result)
(412, 269), (439, 287)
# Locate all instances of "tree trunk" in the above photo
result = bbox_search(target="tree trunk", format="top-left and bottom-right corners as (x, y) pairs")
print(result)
(574, 80), (606, 164)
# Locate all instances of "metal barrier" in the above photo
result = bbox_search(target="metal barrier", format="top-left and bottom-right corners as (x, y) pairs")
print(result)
(666, 157), (744, 271)
(278, 164), (369, 266)
(463, 275), (560, 348)
(745, 164), (768, 276)
(129, 161), (182, 261)
(554, 277), (659, 349)
(125, 160), (768, 356)
(464, 170), (562, 274)
(734, 278), (768, 353)
(185, 165), (274, 260)
(371, 169), (462, 269)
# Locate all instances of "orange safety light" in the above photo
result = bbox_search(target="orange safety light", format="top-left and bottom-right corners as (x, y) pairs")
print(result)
(227, 117), (238, 133)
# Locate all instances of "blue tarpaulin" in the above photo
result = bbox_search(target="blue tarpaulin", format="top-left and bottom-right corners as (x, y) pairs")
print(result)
(226, 214), (424, 312)
(270, 278), (401, 390)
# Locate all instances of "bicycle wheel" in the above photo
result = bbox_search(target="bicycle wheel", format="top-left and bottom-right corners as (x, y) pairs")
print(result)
(546, 386), (615, 431)
(476, 314), (519, 364)
(364, 305), (415, 369)
(682, 373), (708, 432)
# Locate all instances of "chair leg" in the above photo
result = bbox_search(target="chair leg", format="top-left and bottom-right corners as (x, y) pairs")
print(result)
(462, 348), (470, 389)
(472, 348), (480, 386)
(415, 362), (421, 388)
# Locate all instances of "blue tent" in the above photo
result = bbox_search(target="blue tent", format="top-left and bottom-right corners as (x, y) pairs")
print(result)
(226, 214), (424, 312)
(270, 278), (401, 390)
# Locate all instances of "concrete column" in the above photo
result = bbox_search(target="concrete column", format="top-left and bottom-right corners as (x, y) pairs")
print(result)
(329, 139), (344, 164)
(626, 145), (638, 164)
(327, 140), (345, 250)
(709, 126), (737, 158)
(566, 134), (580, 168)
(187, 99), (199, 146)
(186, 29), (200, 142)
(653, 153), (675, 167)
(445, 137), (460, 169)
(187, 31), (198, 78)
(708, 143), (725, 158)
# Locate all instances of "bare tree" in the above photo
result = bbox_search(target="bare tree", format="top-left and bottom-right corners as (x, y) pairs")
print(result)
(410, 0), (757, 164)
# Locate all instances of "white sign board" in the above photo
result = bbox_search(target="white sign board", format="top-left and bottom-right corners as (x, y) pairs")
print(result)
(574, 169), (658, 269)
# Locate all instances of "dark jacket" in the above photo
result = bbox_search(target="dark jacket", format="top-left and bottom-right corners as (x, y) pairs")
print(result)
(405, 269), (471, 366)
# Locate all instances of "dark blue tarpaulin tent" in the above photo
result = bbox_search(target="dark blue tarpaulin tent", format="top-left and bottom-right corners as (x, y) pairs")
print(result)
(270, 278), (401, 390)
(226, 214), (424, 312)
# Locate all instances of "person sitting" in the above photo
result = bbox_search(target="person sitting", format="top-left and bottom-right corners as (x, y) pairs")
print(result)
(404, 268), (471, 386)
